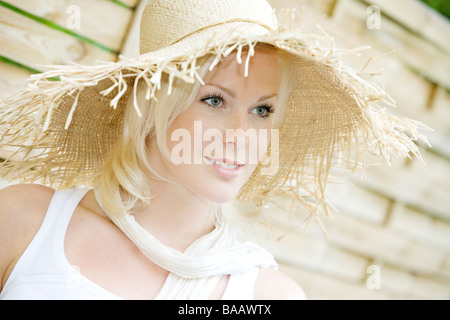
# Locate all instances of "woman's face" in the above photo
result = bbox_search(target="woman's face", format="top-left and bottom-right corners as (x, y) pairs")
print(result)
(149, 49), (281, 203)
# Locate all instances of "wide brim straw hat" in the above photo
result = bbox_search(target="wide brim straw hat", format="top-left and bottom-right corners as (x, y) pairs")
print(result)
(0, 0), (430, 227)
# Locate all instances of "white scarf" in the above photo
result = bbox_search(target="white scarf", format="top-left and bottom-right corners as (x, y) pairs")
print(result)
(109, 212), (277, 299)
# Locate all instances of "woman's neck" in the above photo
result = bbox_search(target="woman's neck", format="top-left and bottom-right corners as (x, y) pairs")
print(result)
(131, 178), (218, 252)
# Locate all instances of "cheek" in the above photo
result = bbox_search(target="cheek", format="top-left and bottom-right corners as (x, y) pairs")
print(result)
(248, 127), (271, 164)
(165, 111), (199, 164)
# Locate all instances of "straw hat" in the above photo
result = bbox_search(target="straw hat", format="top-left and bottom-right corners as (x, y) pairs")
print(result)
(0, 0), (429, 225)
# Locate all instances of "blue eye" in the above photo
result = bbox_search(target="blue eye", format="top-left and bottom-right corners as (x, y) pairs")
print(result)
(201, 94), (224, 107)
(251, 104), (275, 119)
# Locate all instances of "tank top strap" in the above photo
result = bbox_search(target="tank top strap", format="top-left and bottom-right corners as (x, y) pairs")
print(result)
(0, 188), (90, 297)
(17, 188), (89, 264)
(47, 188), (90, 244)
(49, 189), (90, 265)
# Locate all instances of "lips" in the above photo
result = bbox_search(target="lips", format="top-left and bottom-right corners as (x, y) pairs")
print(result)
(206, 157), (244, 168)
(204, 156), (244, 178)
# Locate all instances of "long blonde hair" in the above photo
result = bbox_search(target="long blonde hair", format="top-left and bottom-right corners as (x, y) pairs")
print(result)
(93, 44), (290, 220)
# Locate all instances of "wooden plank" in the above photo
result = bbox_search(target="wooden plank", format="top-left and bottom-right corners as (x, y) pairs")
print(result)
(389, 203), (450, 252)
(425, 88), (450, 159)
(387, 80), (450, 161)
(321, 212), (446, 275)
(325, 183), (390, 224)
(383, 65), (433, 118)
(332, 0), (450, 90)
(0, 61), (31, 100)
(278, 263), (388, 299)
(0, 6), (116, 71)
(1, 0), (133, 52)
(366, 0), (450, 53)
(379, 265), (450, 299)
(353, 148), (450, 221)
(262, 226), (369, 281)
(268, 0), (335, 16)
(442, 255), (450, 279)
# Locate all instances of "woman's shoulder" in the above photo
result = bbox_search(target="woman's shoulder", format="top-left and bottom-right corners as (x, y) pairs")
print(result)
(0, 184), (55, 241)
(0, 183), (55, 216)
(254, 267), (306, 300)
(0, 184), (55, 288)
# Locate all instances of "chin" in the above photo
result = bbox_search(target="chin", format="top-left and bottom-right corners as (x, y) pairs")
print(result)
(171, 163), (256, 204)
(200, 166), (257, 204)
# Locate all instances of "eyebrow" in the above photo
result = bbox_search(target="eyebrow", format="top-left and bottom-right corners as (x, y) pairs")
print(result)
(205, 83), (278, 102)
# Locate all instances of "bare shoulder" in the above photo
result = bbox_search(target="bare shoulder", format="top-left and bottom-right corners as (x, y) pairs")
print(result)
(254, 267), (306, 300)
(0, 183), (55, 245)
(0, 184), (55, 288)
(0, 183), (55, 218)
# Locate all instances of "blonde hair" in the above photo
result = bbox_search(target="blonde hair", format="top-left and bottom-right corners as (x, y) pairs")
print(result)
(93, 44), (290, 219)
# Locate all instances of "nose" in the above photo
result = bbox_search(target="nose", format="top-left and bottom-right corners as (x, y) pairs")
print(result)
(224, 110), (249, 148)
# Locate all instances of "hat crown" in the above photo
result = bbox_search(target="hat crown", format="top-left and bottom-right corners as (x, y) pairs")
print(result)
(139, 0), (276, 54)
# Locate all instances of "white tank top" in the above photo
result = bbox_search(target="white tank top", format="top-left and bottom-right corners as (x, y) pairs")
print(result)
(0, 188), (260, 300)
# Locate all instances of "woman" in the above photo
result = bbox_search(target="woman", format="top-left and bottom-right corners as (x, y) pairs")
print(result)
(0, 0), (428, 300)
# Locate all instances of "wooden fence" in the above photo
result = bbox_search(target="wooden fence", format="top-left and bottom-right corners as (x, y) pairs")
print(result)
(0, 0), (449, 300)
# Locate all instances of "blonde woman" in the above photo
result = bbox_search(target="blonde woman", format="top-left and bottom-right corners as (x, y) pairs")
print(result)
(0, 0), (427, 300)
